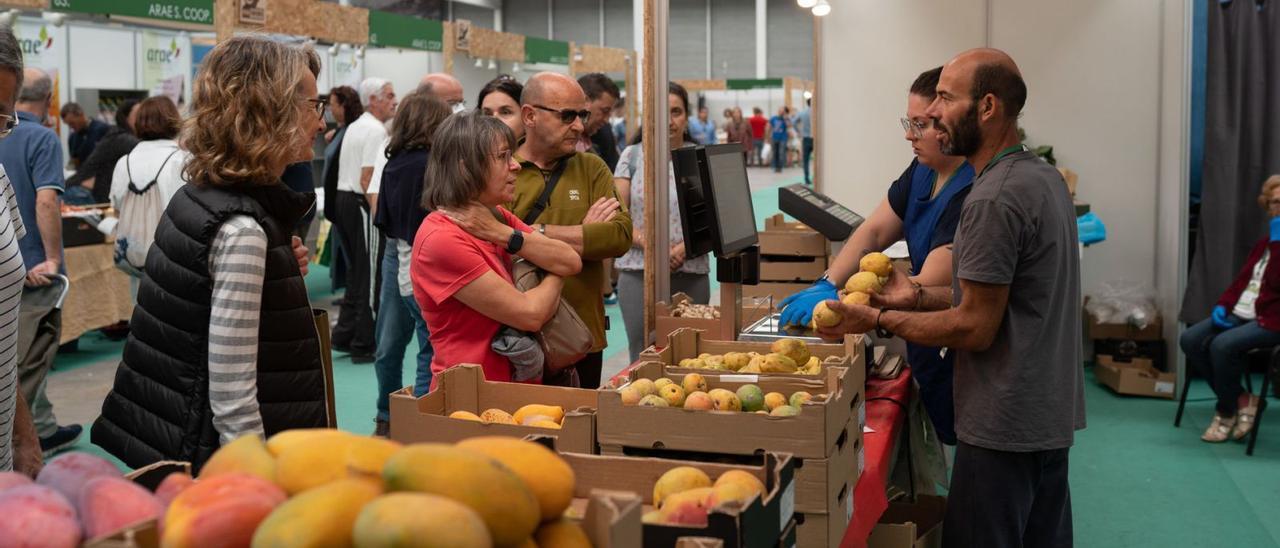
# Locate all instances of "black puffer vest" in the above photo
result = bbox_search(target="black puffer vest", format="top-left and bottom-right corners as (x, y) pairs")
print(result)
(91, 182), (327, 471)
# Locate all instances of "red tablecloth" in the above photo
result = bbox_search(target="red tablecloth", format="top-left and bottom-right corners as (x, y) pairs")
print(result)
(840, 370), (913, 548)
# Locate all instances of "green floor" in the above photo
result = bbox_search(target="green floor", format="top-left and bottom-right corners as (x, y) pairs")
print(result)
(52, 178), (1280, 547)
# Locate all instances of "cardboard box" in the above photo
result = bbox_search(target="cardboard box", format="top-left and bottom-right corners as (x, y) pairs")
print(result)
(389, 364), (599, 453)
(656, 294), (769, 348)
(866, 495), (946, 548)
(578, 489), (644, 548)
(1058, 167), (1078, 196)
(795, 508), (851, 548)
(641, 328), (867, 379)
(1095, 354), (1176, 399)
(535, 434), (798, 548)
(759, 215), (829, 258)
(84, 461), (191, 548)
(760, 256), (828, 283)
(742, 282), (814, 306)
(599, 362), (862, 459)
(1084, 299), (1163, 341)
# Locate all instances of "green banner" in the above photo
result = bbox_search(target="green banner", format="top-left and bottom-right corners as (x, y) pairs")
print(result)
(726, 78), (784, 91)
(524, 37), (570, 65)
(52, 0), (214, 25)
(368, 11), (443, 51)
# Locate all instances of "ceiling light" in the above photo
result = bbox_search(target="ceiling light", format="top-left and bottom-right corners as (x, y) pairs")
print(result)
(488, 59), (497, 70)
(475, 57), (484, 68)
(512, 62), (521, 73)
(812, 0), (831, 16)
(797, 0), (817, 8)
(328, 43), (340, 57)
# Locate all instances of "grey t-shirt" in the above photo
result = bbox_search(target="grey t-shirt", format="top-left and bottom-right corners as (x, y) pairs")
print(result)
(951, 149), (1086, 452)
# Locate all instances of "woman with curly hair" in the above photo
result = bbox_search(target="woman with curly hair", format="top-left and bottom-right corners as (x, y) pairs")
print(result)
(91, 35), (327, 470)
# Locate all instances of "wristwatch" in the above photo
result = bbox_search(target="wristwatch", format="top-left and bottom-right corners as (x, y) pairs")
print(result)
(875, 308), (894, 338)
(538, 224), (547, 235)
(506, 229), (525, 254)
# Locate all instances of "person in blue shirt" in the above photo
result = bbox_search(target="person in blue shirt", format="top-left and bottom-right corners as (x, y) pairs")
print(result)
(688, 106), (717, 145)
(793, 100), (813, 185)
(768, 107), (789, 172)
(779, 67), (972, 445)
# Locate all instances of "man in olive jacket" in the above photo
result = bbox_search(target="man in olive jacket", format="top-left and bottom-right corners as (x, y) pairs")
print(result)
(509, 72), (632, 389)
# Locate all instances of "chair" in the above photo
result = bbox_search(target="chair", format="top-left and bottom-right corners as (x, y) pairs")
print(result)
(1174, 345), (1274, 456)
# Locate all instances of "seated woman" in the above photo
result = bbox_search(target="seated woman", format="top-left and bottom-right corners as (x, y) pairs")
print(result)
(92, 35), (328, 469)
(1180, 174), (1280, 443)
(412, 111), (581, 388)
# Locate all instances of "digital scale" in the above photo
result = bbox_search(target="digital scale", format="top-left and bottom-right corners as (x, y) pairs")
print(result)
(778, 184), (865, 242)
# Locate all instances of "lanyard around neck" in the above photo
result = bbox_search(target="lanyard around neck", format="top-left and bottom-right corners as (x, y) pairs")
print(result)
(982, 144), (1027, 176)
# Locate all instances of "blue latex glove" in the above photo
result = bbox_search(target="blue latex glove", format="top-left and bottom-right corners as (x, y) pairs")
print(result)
(778, 278), (838, 327)
(1212, 305), (1237, 330)
(1270, 217), (1280, 242)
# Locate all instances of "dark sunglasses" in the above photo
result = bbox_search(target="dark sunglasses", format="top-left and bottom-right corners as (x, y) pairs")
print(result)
(531, 104), (589, 125)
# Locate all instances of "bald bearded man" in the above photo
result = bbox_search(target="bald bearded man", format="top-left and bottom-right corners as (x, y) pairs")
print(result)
(507, 73), (632, 388)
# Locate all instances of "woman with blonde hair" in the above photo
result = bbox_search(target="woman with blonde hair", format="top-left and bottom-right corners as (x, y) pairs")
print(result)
(92, 35), (327, 469)
(1180, 174), (1280, 443)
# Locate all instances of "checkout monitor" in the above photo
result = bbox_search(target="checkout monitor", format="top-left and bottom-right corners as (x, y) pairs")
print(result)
(703, 144), (759, 256)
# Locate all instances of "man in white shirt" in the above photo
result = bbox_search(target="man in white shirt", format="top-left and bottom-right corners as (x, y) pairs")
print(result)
(331, 77), (396, 362)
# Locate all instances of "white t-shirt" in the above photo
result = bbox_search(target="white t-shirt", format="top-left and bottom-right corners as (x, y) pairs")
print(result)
(337, 112), (388, 194)
(109, 140), (189, 210)
(366, 139), (390, 196)
(1234, 249), (1270, 321)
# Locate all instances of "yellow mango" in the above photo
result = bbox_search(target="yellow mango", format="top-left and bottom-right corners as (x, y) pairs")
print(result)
(513, 404), (565, 425)
(265, 428), (351, 457)
(352, 493), (492, 548)
(201, 435), (276, 482)
(250, 478), (382, 547)
(457, 437), (576, 522)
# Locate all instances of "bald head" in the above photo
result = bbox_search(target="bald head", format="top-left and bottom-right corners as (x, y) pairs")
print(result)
(521, 72), (585, 108)
(419, 73), (464, 106)
(942, 48), (1026, 121)
(519, 72), (587, 159)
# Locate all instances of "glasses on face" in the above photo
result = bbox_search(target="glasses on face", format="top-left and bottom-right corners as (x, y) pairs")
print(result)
(901, 117), (929, 139)
(531, 104), (589, 125)
(304, 98), (327, 119)
(0, 113), (17, 139)
(492, 148), (513, 165)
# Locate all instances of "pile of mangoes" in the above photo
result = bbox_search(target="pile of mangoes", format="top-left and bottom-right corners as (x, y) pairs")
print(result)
(672, 339), (822, 375)
(446, 404), (567, 430)
(643, 466), (768, 526)
(669, 301), (720, 319)
(619, 372), (819, 417)
(813, 251), (894, 328)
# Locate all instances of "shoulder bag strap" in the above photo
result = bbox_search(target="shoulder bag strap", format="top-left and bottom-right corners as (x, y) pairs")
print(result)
(521, 155), (571, 226)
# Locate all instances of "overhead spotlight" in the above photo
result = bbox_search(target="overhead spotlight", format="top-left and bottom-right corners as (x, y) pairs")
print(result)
(812, 0), (830, 16)
(488, 59), (497, 70)
(796, 0), (817, 8)
(41, 11), (67, 27)
(355, 45), (365, 59)
(512, 62), (521, 73)
(803, 90), (813, 100)
(302, 37), (317, 48)
(475, 57), (484, 68)
(328, 43), (340, 57)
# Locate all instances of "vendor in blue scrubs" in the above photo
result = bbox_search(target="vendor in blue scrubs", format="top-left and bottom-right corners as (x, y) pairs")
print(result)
(780, 66), (972, 444)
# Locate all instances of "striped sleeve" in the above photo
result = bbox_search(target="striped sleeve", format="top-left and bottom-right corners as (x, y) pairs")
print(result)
(207, 215), (268, 444)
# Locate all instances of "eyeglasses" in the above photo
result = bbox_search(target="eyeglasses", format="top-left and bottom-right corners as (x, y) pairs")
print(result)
(304, 98), (327, 119)
(900, 117), (929, 139)
(531, 104), (589, 125)
(0, 114), (17, 139)
(492, 148), (513, 165)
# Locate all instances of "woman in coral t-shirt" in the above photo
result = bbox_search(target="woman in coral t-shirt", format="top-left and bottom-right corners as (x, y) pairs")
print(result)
(412, 112), (581, 388)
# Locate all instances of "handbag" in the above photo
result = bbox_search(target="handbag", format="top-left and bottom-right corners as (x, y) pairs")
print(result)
(510, 257), (593, 378)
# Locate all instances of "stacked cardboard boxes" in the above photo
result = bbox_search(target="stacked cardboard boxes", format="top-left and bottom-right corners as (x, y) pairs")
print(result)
(655, 294), (770, 348)
(745, 215), (830, 305)
(1085, 299), (1169, 399)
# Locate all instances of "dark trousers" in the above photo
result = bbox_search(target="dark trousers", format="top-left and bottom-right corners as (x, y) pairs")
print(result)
(17, 286), (63, 438)
(943, 442), (1073, 548)
(771, 139), (786, 172)
(1179, 316), (1280, 415)
(331, 191), (376, 353)
(575, 351), (604, 390)
(801, 137), (814, 184)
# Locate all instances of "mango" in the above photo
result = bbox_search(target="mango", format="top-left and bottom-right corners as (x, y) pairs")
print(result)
(791, 391), (814, 408)
(37, 452), (122, 502)
(708, 388), (742, 411)
(618, 386), (642, 405)
(535, 519), (592, 548)
(842, 291), (871, 307)
(162, 473), (287, 548)
(638, 395), (669, 407)
(449, 410), (484, 422)
(770, 405), (800, 417)
(812, 301), (843, 328)
(678, 358), (706, 369)
(78, 476), (164, 539)
(514, 404), (565, 425)
(353, 493), (491, 548)
(653, 466), (711, 507)
(716, 470), (766, 492)
(457, 437), (575, 522)
(761, 353), (798, 373)
(383, 444), (540, 546)
(0, 471), (32, 492)
(741, 355), (765, 374)
(520, 414), (555, 425)
(684, 391), (713, 410)
(846, 271), (883, 294)
(201, 435), (276, 482)
(709, 470), (766, 510)
(681, 373), (708, 394)
(770, 339), (811, 367)
(736, 385), (765, 412)
(859, 252), (894, 278)
(529, 420), (562, 429)
(654, 378), (675, 390)
(630, 378), (658, 397)
(659, 384), (687, 407)
(154, 472), (194, 508)
(251, 478), (382, 548)
(0, 484), (80, 548)
(266, 428), (350, 456)
(275, 432), (357, 495)
(347, 437), (404, 479)
(481, 408), (517, 425)
(702, 354), (726, 368)
(764, 392), (788, 411)
(641, 510), (663, 524)
(657, 487), (713, 525)
(723, 352), (751, 371)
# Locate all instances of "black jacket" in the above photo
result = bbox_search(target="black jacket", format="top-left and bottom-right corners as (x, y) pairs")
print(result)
(373, 148), (429, 242)
(91, 182), (328, 471)
(67, 126), (139, 204)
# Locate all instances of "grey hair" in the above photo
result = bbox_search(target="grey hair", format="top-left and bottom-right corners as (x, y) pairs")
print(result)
(422, 110), (517, 211)
(358, 77), (390, 107)
(61, 102), (83, 116)
(19, 68), (50, 103)
(0, 27), (21, 87)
